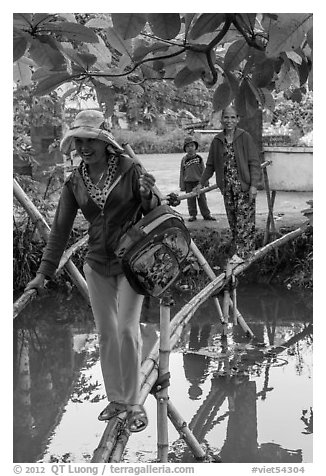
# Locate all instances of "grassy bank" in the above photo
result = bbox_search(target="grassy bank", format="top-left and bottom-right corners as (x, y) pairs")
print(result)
(183, 227), (313, 290)
(13, 224), (313, 294)
(113, 127), (214, 154)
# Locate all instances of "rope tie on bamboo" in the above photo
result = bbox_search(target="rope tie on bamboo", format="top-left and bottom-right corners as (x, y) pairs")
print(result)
(150, 371), (171, 395)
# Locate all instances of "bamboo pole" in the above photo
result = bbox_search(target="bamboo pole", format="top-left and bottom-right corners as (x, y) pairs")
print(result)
(228, 298), (254, 338)
(231, 275), (237, 325)
(13, 289), (37, 319)
(232, 222), (309, 278)
(13, 179), (51, 240)
(13, 179), (90, 318)
(262, 167), (277, 245)
(223, 261), (232, 323)
(190, 240), (225, 324)
(164, 184), (218, 202)
(13, 236), (90, 319)
(91, 413), (128, 463)
(166, 401), (206, 460)
(157, 297), (171, 462)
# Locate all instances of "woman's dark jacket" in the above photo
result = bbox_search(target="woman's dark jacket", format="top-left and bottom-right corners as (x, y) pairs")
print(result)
(38, 155), (159, 279)
(200, 128), (261, 192)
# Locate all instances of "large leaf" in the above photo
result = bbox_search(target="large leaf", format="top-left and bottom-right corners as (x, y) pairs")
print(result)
(111, 13), (147, 40)
(32, 14), (54, 27)
(31, 67), (56, 81)
(147, 13), (181, 40)
(57, 13), (77, 23)
(13, 58), (33, 86)
(265, 13), (313, 58)
(189, 13), (225, 40)
(251, 58), (275, 88)
(307, 27), (313, 48)
(286, 51), (302, 64)
(258, 88), (275, 111)
(85, 17), (112, 29)
(212, 81), (232, 112)
(234, 13), (257, 34)
(184, 13), (196, 38)
(13, 35), (29, 62)
(308, 67), (313, 90)
(174, 66), (202, 88)
(297, 58), (310, 86)
(224, 39), (249, 71)
(87, 37), (112, 69)
(186, 50), (212, 73)
(34, 71), (73, 96)
(249, 83), (275, 111)
(275, 56), (300, 91)
(13, 13), (32, 29)
(235, 80), (259, 118)
(105, 27), (132, 57)
(224, 70), (240, 97)
(61, 47), (96, 70)
(140, 64), (163, 80)
(29, 36), (66, 69)
(41, 22), (99, 43)
(92, 80), (115, 117)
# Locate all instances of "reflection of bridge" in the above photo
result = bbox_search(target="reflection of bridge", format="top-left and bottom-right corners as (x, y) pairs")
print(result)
(179, 322), (312, 463)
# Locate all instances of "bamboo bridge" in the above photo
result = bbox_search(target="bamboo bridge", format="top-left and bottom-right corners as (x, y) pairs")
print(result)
(13, 155), (313, 463)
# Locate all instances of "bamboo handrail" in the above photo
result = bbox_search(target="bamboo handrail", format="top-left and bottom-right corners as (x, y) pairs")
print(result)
(162, 184), (218, 202)
(13, 179), (90, 319)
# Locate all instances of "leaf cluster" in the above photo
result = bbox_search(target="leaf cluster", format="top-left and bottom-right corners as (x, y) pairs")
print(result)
(13, 13), (313, 119)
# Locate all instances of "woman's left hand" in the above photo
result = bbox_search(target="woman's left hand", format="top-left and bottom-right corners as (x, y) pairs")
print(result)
(249, 186), (257, 204)
(139, 172), (156, 198)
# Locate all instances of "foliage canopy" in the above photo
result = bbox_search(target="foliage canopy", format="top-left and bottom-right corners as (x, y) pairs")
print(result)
(13, 13), (313, 118)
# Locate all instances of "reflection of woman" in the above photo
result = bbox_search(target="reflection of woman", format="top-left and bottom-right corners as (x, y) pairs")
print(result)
(183, 323), (211, 400)
(25, 110), (160, 432)
(197, 106), (261, 263)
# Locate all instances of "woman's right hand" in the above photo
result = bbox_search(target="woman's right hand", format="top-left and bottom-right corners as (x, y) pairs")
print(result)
(192, 184), (202, 197)
(24, 273), (46, 293)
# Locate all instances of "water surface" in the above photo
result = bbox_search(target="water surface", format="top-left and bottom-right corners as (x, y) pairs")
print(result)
(13, 284), (312, 464)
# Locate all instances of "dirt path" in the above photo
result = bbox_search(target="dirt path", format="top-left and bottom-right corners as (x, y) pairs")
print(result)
(178, 190), (312, 232)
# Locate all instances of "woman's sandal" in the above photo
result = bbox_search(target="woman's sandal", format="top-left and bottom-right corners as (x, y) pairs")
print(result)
(127, 404), (148, 433)
(98, 402), (127, 421)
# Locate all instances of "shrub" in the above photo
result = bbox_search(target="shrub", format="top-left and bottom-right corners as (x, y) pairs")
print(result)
(113, 127), (214, 154)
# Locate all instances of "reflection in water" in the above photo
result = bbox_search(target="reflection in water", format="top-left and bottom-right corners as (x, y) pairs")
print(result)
(13, 285), (312, 463)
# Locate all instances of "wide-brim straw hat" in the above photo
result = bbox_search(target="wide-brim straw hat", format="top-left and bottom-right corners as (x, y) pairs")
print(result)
(60, 109), (124, 155)
(183, 136), (199, 152)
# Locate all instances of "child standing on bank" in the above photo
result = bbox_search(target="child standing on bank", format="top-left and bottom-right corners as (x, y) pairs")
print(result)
(179, 136), (216, 222)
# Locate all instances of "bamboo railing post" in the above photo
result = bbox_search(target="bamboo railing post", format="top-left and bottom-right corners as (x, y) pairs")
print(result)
(262, 165), (277, 245)
(223, 261), (232, 323)
(157, 296), (172, 462)
(166, 401), (206, 460)
(231, 274), (237, 325)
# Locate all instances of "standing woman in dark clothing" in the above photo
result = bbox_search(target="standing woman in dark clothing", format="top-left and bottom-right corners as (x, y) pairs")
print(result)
(196, 106), (261, 263)
(25, 109), (160, 432)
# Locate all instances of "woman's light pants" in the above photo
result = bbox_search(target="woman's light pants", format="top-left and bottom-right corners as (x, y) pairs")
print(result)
(84, 263), (144, 405)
